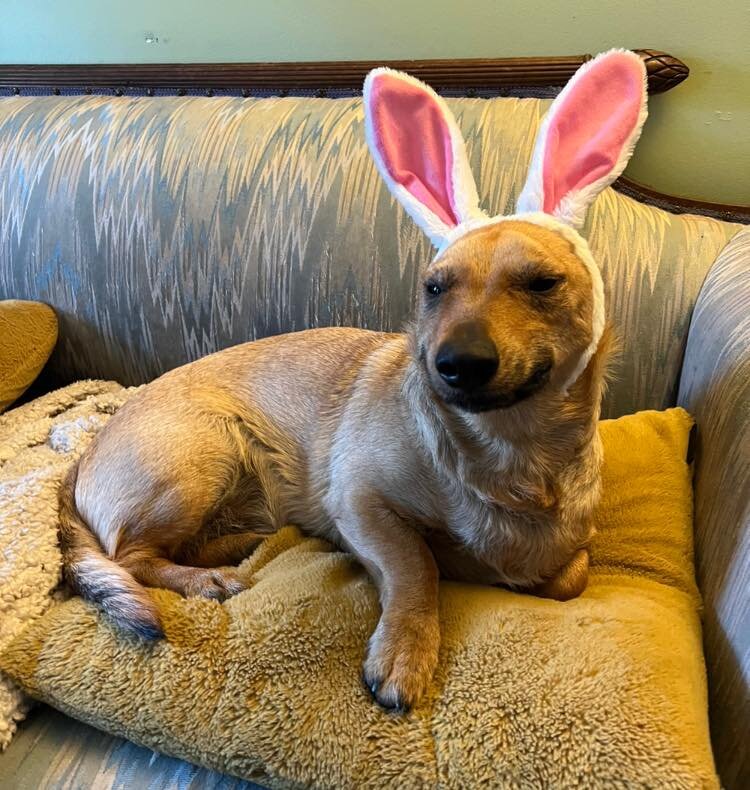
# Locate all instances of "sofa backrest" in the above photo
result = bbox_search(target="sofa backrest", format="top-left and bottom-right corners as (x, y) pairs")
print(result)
(0, 94), (741, 417)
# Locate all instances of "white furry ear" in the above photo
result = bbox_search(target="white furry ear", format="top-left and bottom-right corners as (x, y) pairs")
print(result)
(516, 49), (648, 228)
(363, 68), (485, 248)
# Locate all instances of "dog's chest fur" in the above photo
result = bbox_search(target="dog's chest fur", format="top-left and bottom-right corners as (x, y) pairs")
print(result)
(315, 457), (588, 591)
(429, 473), (585, 587)
(408, 393), (599, 588)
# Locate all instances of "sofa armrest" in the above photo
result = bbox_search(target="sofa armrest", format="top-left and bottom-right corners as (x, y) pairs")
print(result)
(678, 227), (750, 790)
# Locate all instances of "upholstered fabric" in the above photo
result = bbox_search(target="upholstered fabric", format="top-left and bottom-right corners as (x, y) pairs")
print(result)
(678, 227), (750, 790)
(0, 707), (260, 790)
(0, 95), (740, 418)
(0, 300), (57, 412)
(1, 407), (717, 788)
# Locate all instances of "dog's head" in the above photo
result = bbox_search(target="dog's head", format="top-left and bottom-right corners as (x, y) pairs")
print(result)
(363, 50), (647, 412)
(414, 220), (598, 412)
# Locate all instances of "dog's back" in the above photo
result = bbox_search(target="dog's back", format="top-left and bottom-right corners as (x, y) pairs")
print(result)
(60, 327), (401, 638)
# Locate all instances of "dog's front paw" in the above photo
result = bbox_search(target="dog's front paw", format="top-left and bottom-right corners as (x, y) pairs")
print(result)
(363, 613), (440, 713)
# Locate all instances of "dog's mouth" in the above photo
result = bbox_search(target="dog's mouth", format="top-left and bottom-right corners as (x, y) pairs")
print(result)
(436, 360), (554, 414)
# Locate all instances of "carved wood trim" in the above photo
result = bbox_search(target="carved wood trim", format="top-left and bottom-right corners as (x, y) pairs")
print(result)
(614, 178), (750, 224)
(0, 50), (686, 96)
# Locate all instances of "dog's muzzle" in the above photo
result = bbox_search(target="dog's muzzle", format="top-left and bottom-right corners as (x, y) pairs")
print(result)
(434, 321), (499, 392)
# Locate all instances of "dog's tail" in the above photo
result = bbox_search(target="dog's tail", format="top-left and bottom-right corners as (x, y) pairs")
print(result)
(58, 464), (164, 640)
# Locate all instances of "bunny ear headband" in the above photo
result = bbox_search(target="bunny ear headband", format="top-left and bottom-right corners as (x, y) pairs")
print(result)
(363, 49), (648, 390)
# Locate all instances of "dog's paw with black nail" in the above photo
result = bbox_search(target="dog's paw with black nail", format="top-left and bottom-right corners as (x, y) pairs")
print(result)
(362, 613), (439, 712)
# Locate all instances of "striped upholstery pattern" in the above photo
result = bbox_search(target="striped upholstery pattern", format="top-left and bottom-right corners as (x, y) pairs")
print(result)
(0, 707), (259, 789)
(0, 94), (740, 417)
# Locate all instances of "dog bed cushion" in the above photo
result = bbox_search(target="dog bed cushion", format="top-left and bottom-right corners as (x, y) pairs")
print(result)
(0, 403), (717, 787)
(0, 300), (58, 413)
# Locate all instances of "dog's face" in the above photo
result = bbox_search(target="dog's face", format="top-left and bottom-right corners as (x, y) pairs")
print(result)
(414, 220), (595, 413)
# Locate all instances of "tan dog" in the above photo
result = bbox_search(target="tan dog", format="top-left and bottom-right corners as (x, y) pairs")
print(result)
(60, 52), (647, 711)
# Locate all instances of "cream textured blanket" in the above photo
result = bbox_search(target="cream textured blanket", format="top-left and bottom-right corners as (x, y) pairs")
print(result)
(0, 381), (132, 749)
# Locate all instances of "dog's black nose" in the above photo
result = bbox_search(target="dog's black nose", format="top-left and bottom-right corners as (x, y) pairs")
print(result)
(435, 322), (499, 390)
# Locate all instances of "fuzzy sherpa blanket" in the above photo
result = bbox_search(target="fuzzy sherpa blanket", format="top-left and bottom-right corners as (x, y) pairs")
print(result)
(0, 381), (134, 749)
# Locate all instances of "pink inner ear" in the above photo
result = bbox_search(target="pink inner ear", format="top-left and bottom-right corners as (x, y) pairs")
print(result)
(369, 74), (459, 227)
(542, 52), (643, 214)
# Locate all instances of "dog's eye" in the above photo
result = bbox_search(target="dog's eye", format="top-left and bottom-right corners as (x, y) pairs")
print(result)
(528, 276), (561, 293)
(425, 282), (443, 297)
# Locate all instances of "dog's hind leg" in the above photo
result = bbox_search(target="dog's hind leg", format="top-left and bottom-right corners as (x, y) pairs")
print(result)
(119, 547), (246, 601)
(179, 532), (264, 568)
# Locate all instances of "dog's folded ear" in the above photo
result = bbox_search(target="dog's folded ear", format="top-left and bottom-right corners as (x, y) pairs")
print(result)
(516, 49), (648, 228)
(363, 68), (485, 248)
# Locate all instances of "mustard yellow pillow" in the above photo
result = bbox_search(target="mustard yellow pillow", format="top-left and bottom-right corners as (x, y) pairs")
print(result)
(0, 300), (58, 412)
(0, 408), (717, 787)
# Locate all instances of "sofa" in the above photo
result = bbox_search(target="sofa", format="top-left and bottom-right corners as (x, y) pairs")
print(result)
(0, 60), (747, 788)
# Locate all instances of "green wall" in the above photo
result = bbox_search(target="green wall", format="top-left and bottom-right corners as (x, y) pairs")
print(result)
(3, 0), (748, 204)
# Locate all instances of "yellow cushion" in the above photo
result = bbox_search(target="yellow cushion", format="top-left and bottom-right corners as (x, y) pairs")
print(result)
(0, 300), (57, 412)
(0, 408), (717, 787)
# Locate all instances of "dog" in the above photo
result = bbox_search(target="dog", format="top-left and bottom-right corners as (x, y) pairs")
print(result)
(59, 50), (647, 712)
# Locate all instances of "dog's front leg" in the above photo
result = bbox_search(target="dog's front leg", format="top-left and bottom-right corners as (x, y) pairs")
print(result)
(337, 498), (439, 712)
